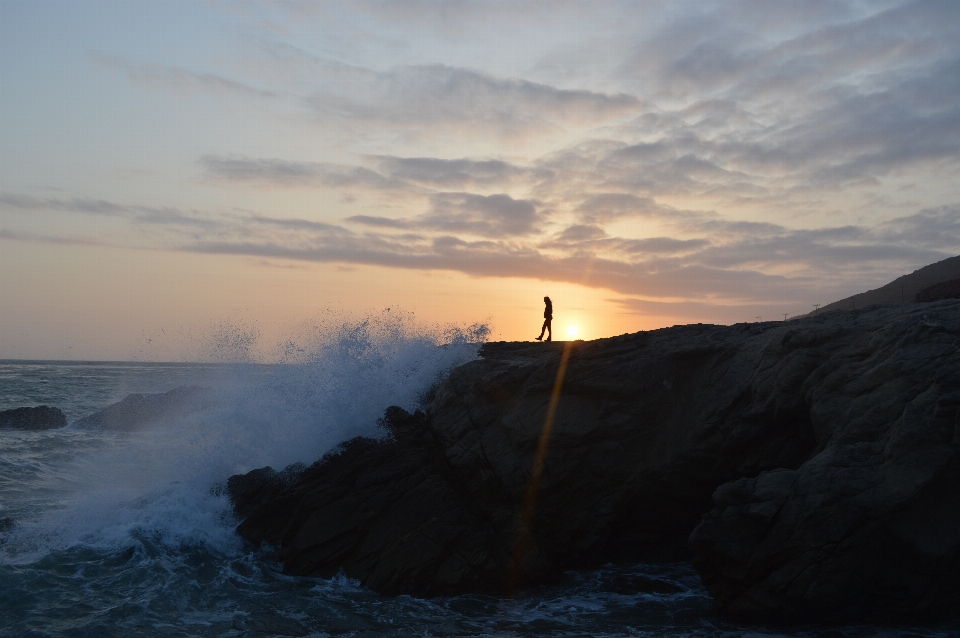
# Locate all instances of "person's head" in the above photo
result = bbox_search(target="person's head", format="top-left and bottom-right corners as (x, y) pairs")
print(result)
(544, 296), (551, 303)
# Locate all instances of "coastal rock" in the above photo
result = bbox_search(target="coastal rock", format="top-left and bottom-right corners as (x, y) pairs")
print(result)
(0, 405), (67, 430)
(73, 386), (216, 431)
(915, 277), (960, 302)
(228, 408), (509, 594)
(228, 300), (960, 622)
(689, 304), (960, 620)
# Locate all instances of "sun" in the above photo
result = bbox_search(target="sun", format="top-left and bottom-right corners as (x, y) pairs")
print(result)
(566, 325), (578, 337)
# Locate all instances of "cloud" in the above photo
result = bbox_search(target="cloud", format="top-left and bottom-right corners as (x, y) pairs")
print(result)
(246, 215), (351, 234)
(0, 192), (223, 229)
(542, 225), (711, 256)
(622, 3), (960, 190)
(878, 205), (960, 250)
(92, 52), (276, 100)
(7, 182), (957, 309)
(618, 0), (959, 100)
(347, 192), (544, 238)
(0, 228), (114, 247)
(183, 231), (812, 303)
(200, 153), (557, 196)
(9, 1), (960, 330)
(6, 183), (957, 312)
(553, 224), (608, 243)
(372, 155), (553, 188)
(199, 156), (412, 192)
(304, 63), (643, 137)
(343, 215), (414, 230)
(575, 193), (676, 222)
(106, 3), (960, 198)
(420, 192), (541, 237)
(0, 192), (129, 216)
(570, 193), (786, 242)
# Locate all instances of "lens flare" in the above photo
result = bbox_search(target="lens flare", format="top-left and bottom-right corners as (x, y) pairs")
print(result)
(508, 340), (574, 593)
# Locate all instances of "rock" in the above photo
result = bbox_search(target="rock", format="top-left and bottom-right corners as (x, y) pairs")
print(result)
(228, 407), (510, 594)
(0, 405), (66, 430)
(73, 386), (216, 431)
(228, 300), (960, 622)
(690, 303), (960, 621)
(915, 278), (960, 302)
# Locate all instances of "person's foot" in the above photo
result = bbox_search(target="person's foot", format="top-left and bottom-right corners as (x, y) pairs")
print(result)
(535, 335), (543, 341)
(545, 336), (552, 342)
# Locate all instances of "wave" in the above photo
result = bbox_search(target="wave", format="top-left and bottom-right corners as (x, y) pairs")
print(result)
(0, 311), (488, 563)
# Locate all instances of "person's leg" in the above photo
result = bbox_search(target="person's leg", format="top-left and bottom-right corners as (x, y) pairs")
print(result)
(545, 319), (552, 341)
(536, 319), (547, 340)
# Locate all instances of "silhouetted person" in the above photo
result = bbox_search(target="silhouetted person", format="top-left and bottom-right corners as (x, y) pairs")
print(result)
(536, 296), (552, 341)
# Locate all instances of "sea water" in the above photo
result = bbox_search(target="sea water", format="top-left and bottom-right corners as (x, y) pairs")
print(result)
(0, 316), (955, 637)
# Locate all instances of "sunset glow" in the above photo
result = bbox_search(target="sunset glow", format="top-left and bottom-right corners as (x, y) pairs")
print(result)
(1, 1), (958, 361)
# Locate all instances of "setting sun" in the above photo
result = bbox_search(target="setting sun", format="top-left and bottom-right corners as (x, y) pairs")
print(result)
(566, 325), (578, 337)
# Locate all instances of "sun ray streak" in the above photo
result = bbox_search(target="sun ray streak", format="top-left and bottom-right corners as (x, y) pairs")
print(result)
(506, 340), (574, 593)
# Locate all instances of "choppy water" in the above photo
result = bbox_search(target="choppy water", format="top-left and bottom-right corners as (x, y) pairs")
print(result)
(1, 316), (956, 637)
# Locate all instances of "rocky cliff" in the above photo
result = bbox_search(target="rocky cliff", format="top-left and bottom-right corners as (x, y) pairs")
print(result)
(228, 300), (960, 622)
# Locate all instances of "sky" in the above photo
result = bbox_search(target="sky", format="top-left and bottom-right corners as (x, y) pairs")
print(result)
(1, 0), (959, 361)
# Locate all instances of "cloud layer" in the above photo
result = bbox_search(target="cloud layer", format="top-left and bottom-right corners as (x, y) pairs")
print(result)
(3, 0), (960, 329)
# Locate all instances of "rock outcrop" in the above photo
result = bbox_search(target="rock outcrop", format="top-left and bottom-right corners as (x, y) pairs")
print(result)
(229, 409), (510, 594)
(74, 386), (215, 430)
(916, 277), (960, 303)
(0, 405), (67, 430)
(228, 300), (960, 622)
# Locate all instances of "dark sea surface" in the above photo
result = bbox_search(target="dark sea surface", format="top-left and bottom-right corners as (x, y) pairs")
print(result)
(1, 327), (957, 637)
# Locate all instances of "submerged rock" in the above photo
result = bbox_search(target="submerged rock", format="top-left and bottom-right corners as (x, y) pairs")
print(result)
(73, 386), (216, 431)
(0, 405), (67, 430)
(228, 300), (960, 623)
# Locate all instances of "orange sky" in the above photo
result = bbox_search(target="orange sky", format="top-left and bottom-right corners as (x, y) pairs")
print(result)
(1, 239), (668, 360)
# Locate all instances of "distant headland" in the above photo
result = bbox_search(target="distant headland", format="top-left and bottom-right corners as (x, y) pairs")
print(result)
(797, 254), (960, 317)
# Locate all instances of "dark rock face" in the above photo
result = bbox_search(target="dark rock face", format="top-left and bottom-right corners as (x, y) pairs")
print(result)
(915, 277), (960, 302)
(74, 386), (215, 431)
(689, 304), (960, 621)
(228, 408), (509, 594)
(228, 300), (960, 622)
(0, 405), (66, 430)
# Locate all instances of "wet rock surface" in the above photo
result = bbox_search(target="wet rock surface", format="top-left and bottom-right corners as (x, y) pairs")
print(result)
(73, 386), (215, 430)
(228, 407), (509, 595)
(0, 405), (67, 430)
(229, 300), (960, 622)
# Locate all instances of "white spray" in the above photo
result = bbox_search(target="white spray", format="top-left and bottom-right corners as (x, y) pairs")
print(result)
(0, 311), (488, 562)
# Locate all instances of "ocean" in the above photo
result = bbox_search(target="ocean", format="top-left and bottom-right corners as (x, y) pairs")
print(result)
(1, 318), (956, 637)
